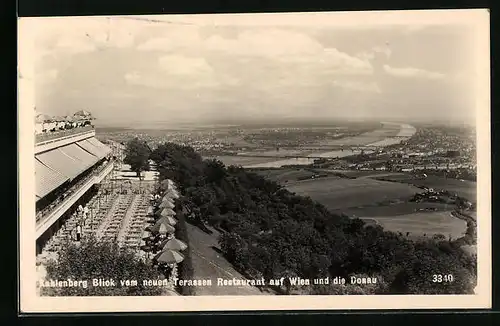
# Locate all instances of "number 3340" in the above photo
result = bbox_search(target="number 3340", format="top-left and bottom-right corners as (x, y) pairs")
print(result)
(432, 274), (454, 283)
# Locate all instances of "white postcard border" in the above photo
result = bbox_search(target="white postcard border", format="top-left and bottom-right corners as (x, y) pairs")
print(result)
(18, 9), (491, 312)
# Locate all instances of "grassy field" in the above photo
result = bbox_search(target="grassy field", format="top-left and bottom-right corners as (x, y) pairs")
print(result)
(285, 177), (420, 210)
(360, 211), (467, 239)
(314, 169), (406, 179)
(375, 175), (477, 202)
(209, 155), (279, 167)
(238, 149), (313, 157)
(255, 167), (468, 239)
(336, 202), (454, 217)
(252, 168), (334, 184)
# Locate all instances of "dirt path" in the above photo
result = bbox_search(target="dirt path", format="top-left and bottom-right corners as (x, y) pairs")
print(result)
(185, 223), (274, 296)
(357, 172), (405, 179)
(116, 194), (140, 243)
(95, 196), (121, 238)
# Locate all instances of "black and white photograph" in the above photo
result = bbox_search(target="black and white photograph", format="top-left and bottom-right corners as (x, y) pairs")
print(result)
(18, 9), (491, 312)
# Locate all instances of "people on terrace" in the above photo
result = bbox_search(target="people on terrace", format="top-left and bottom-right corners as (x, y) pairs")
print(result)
(35, 110), (96, 135)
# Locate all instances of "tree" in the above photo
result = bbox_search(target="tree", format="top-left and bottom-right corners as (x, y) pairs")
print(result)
(124, 138), (151, 180)
(150, 141), (477, 295)
(40, 236), (164, 296)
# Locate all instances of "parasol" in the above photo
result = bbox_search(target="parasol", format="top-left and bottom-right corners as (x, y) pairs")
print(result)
(159, 200), (175, 209)
(156, 216), (177, 226)
(160, 208), (176, 217)
(73, 110), (96, 121)
(163, 191), (179, 200)
(159, 238), (188, 251)
(167, 189), (180, 199)
(154, 249), (184, 264)
(162, 194), (175, 203)
(35, 114), (53, 123)
(150, 221), (175, 235)
(162, 194), (174, 203)
(52, 116), (65, 122)
(141, 230), (153, 239)
(160, 179), (170, 189)
(74, 109), (92, 116)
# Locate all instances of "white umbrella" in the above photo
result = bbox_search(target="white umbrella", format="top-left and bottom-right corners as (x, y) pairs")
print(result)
(159, 200), (175, 209)
(163, 192), (176, 201)
(160, 208), (176, 217)
(162, 194), (174, 201)
(160, 179), (171, 191)
(160, 238), (187, 251)
(141, 230), (153, 239)
(156, 216), (177, 226)
(151, 221), (175, 235)
(35, 114), (53, 123)
(73, 110), (95, 120)
(154, 249), (184, 264)
(165, 190), (180, 199)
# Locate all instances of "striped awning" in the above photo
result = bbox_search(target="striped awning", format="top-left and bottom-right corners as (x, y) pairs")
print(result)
(36, 148), (84, 180)
(59, 143), (99, 171)
(35, 158), (69, 198)
(77, 139), (107, 159)
(87, 138), (112, 156)
(35, 138), (111, 200)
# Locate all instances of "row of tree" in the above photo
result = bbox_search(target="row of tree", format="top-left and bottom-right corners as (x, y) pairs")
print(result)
(151, 142), (477, 295)
(40, 237), (164, 296)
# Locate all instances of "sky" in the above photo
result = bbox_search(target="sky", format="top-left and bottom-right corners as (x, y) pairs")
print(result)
(27, 11), (482, 127)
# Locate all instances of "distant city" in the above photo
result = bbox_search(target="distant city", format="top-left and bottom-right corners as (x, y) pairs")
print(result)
(96, 121), (476, 182)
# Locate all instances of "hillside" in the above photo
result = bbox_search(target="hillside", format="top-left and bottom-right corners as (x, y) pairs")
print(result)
(151, 142), (477, 295)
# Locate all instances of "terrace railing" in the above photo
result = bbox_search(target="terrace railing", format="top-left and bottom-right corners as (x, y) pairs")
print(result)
(35, 160), (114, 233)
(36, 125), (95, 144)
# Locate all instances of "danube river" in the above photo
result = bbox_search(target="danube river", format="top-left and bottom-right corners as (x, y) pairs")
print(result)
(241, 123), (416, 168)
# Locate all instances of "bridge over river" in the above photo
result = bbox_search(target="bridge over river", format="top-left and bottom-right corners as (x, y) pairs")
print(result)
(238, 123), (417, 168)
(234, 145), (384, 160)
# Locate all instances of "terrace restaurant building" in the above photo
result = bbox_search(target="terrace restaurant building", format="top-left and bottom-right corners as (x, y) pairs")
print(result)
(35, 110), (114, 254)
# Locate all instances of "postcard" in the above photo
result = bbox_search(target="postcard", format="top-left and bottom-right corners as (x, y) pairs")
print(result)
(18, 9), (491, 312)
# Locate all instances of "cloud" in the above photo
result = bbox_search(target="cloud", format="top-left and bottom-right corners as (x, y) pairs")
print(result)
(52, 36), (97, 54)
(125, 55), (238, 89)
(356, 43), (391, 61)
(401, 25), (429, 34)
(125, 70), (218, 89)
(332, 80), (381, 93)
(283, 48), (373, 75)
(383, 64), (446, 80)
(84, 29), (136, 49)
(205, 30), (373, 76)
(158, 55), (213, 75)
(136, 26), (202, 51)
(205, 29), (324, 57)
(372, 45), (392, 58)
(137, 28), (373, 76)
(35, 17), (143, 58)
